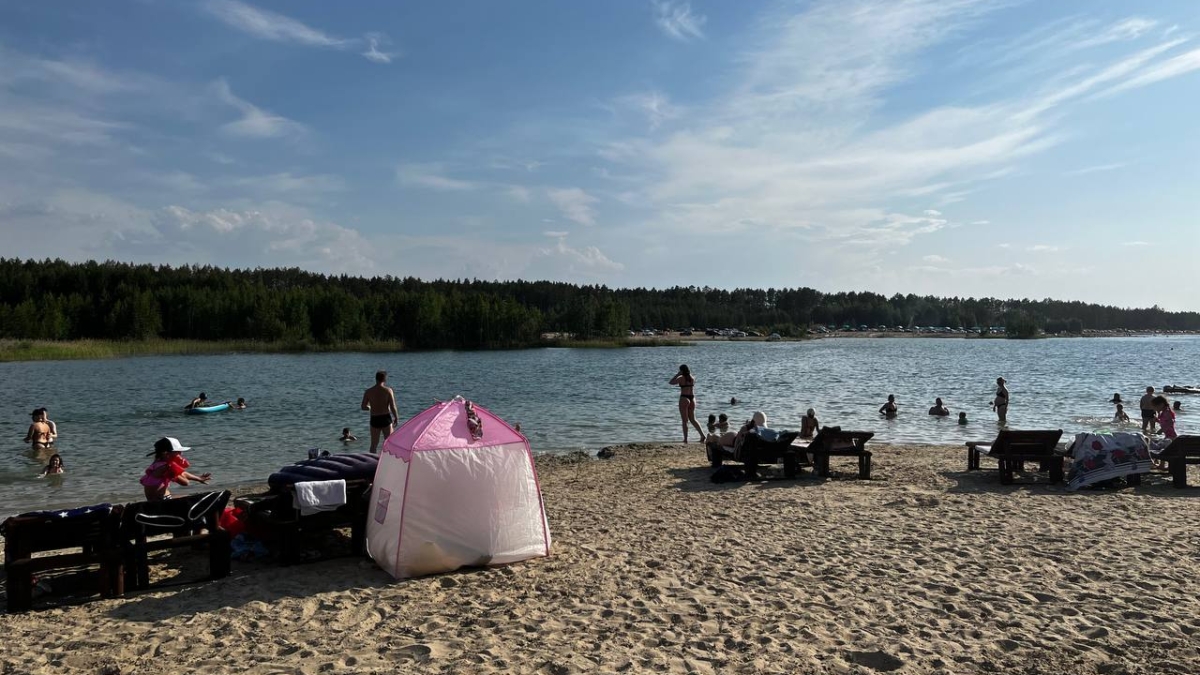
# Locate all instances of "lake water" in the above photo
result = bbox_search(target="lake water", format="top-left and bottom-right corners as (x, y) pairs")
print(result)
(2, 336), (1198, 515)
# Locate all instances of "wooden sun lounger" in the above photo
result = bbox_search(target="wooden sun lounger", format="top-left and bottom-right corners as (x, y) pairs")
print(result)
(234, 479), (371, 564)
(966, 429), (1064, 484)
(119, 491), (232, 591)
(1157, 435), (1200, 488)
(2, 504), (124, 613)
(804, 428), (875, 479)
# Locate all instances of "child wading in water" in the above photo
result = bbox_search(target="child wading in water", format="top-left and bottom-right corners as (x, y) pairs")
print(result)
(141, 437), (211, 500)
(340, 427), (357, 442)
(39, 454), (65, 477)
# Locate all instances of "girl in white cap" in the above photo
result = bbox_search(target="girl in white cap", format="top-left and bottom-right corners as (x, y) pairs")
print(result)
(140, 437), (211, 501)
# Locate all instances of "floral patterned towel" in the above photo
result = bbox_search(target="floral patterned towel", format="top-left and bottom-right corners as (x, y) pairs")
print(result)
(1067, 432), (1151, 491)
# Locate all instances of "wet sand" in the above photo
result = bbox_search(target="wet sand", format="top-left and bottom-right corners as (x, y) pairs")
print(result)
(3, 443), (1200, 674)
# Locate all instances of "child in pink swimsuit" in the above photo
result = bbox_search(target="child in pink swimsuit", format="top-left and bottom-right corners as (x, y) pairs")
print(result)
(1151, 396), (1178, 469)
(1155, 396), (1178, 440)
(140, 437), (212, 500)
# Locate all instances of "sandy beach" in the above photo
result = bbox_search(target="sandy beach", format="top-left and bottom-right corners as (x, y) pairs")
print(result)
(4, 443), (1200, 674)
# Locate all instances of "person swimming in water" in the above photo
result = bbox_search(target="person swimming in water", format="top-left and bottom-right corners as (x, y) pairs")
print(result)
(706, 414), (717, 434)
(1113, 404), (1131, 424)
(958, 412), (968, 425)
(23, 409), (55, 451)
(186, 392), (208, 411)
(39, 453), (65, 477)
(928, 398), (950, 416)
(1174, 400), (1183, 413)
(233, 397), (247, 410)
(1110, 393), (1123, 405)
(879, 395), (898, 418)
(340, 427), (357, 442)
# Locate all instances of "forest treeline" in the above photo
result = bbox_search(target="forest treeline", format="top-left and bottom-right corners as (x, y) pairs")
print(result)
(0, 258), (1197, 348)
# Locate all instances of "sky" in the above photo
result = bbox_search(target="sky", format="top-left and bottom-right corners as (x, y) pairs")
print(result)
(1, 0), (1198, 311)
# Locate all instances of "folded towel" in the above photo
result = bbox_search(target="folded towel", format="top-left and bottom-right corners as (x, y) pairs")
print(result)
(293, 479), (347, 516)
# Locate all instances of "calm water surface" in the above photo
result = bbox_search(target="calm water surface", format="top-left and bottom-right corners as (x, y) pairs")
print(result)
(2, 337), (1198, 514)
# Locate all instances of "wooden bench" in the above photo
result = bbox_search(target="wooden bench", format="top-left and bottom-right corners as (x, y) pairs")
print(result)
(2, 504), (124, 613)
(234, 480), (371, 564)
(1158, 435), (1200, 488)
(966, 429), (1064, 484)
(119, 491), (232, 591)
(803, 428), (875, 479)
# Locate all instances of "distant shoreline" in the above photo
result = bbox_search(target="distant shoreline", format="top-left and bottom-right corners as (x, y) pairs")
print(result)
(1, 330), (1194, 363)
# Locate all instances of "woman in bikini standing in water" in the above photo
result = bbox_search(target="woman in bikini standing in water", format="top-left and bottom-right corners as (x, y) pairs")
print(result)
(670, 364), (706, 443)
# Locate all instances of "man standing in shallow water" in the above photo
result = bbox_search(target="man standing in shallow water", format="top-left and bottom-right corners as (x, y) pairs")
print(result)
(1140, 386), (1157, 433)
(361, 370), (398, 453)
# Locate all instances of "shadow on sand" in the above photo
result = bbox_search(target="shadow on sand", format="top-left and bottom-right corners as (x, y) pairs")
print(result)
(668, 463), (881, 494)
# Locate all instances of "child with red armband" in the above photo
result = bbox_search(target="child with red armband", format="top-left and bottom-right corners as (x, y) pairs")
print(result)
(140, 437), (211, 500)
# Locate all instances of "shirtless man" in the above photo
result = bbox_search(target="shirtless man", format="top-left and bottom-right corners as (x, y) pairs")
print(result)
(928, 398), (950, 416)
(361, 370), (398, 453)
(1140, 386), (1157, 433)
(23, 409), (54, 451)
(186, 392), (208, 411)
(993, 377), (1009, 425)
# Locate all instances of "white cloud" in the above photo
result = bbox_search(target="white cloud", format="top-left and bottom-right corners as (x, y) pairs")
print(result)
(395, 164), (477, 191)
(652, 0), (706, 41)
(506, 185), (532, 203)
(361, 33), (398, 64)
(1027, 244), (1060, 252)
(998, 243), (1011, 249)
(1066, 162), (1126, 176)
(542, 230), (569, 238)
(213, 79), (307, 139)
(232, 172), (346, 196)
(201, 0), (395, 63)
(529, 237), (624, 279)
(1101, 46), (1200, 97)
(923, 209), (942, 217)
(135, 204), (378, 273)
(1122, 240), (1150, 247)
(547, 187), (599, 226)
(202, 0), (345, 47)
(615, 91), (681, 130)
(922, 254), (949, 263)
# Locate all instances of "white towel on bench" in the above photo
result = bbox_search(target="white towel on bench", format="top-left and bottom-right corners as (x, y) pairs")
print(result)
(293, 479), (347, 516)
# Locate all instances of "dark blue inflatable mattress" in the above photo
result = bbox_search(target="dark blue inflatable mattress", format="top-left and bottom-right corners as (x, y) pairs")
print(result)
(268, 453), (379, 490)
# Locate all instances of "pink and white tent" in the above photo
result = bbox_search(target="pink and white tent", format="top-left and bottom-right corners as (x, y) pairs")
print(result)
(366, 396), (551, 579)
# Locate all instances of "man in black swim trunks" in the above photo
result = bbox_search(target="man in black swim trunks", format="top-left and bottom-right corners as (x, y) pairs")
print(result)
(361, 370), (399, 453)
(1140, 386), (1157, 433)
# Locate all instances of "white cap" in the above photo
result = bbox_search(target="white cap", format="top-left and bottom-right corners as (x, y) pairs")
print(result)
(155, 437), (190, 454)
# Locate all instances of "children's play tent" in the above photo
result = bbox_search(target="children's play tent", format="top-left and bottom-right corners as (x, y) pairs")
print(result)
(366, 396), (551, 579)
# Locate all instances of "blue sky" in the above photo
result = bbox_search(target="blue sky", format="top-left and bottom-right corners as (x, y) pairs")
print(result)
(2, 1), (1198, 310)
